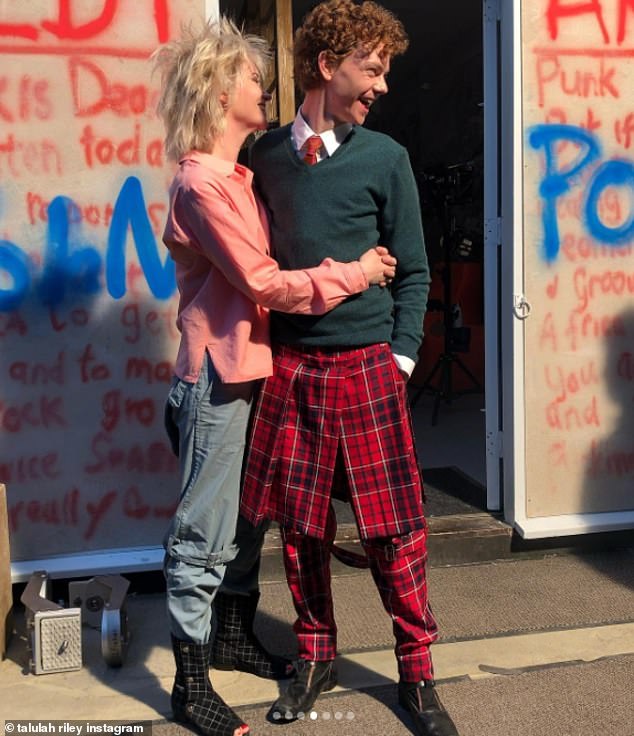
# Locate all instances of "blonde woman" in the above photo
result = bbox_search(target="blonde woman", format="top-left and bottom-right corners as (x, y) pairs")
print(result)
(152, 18), (395, 736)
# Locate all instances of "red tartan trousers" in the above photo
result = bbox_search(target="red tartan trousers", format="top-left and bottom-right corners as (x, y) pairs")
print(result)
(283, 504), (438, 681)
(241, 343), (439, 681)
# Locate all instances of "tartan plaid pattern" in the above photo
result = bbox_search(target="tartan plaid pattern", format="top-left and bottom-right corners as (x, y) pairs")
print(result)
(241, 342), (426, 540)
(363, 529), (437, 681)
(170, 636), (245, 735)
(281, 505), (339, 661)
(282, 507), (437, 679)
(210, 591), (293, 679)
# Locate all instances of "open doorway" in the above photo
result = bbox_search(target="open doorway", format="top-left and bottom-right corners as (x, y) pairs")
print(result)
(350, 1), (488, 514)
(221, 0), (489, 516)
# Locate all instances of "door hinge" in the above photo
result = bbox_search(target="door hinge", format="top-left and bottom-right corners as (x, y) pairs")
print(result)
(487, 429), (503, 458)
(484, 0), (502, 23)
(485, 216), (502, 248)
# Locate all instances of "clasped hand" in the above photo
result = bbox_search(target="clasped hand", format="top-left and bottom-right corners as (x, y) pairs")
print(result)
(360, 245), (397, 287)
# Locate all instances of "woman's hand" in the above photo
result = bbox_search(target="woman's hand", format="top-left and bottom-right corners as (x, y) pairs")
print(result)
(359, 246), (397, 286)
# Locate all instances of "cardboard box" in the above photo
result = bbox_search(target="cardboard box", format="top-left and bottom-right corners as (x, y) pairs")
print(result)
(0, 484), (12, 659)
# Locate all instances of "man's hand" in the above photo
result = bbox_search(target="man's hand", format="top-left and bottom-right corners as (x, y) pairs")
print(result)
(359, 245), (397, 286)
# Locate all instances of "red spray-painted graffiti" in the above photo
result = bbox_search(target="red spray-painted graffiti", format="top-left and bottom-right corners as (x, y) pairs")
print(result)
(523, 1), (634, 510)
(0, 1), (189, 561)
(0, 1), (170, 47)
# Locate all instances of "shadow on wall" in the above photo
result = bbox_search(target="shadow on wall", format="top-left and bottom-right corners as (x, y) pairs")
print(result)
(581, 304), (634, 589)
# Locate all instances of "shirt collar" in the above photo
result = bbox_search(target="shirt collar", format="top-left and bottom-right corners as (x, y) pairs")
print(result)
(179, 150), (253, 186)
(291, 109), (353, 158)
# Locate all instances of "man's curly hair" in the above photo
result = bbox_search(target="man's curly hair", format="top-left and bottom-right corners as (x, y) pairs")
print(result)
(294, 0), (409, 92)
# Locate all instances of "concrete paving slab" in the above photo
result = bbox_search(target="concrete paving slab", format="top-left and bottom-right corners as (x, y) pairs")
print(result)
(228, 654), (634, 736)
(2, 606), (633, 722)
(2, 548), (633, 727)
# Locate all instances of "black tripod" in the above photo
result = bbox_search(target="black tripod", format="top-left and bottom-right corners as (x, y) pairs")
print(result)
(410, 167), (483, 425)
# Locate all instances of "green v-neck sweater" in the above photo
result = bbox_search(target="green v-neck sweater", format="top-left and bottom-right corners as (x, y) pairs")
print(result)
(251, 124), (430, 362)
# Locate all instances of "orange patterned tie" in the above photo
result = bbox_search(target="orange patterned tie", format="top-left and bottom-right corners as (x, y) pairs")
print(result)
(303, 135), (322, 165)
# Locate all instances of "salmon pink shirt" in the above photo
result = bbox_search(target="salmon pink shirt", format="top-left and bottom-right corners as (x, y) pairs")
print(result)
(163, 151), (368, 383)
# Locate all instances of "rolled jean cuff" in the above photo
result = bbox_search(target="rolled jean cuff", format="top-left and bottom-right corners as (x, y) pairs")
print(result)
(165, 534), (239, 568)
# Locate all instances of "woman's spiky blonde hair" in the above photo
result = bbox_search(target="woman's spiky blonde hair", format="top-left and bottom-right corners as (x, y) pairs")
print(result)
(152, 17), (271, 160)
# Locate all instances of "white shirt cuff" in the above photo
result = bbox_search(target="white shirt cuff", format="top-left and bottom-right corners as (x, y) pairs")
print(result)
(393, 353), (415, 378)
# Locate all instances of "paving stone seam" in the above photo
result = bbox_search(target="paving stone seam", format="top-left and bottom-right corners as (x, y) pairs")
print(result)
(206, 621), (634, 709)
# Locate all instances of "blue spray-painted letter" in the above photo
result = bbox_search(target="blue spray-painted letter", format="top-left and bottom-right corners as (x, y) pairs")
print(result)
(528, 124), (600, 262)
(38, 196), (102, 307)
(107, 176), (175, 299)
(585, 159), (634, 245)
(0, 241), (31, 311)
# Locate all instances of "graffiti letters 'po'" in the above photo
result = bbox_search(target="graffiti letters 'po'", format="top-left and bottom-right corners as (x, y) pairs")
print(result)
(528, 124), (634, 262)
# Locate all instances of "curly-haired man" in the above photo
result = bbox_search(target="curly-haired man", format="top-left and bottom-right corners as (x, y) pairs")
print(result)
(241, 2), (459, 735)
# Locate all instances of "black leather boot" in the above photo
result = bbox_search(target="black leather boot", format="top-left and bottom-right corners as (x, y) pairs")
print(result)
(211, 591), (293, 679)
(398, 679), (459, 736)
(269, 659), (337, 722)
(170, 635), (248, 735)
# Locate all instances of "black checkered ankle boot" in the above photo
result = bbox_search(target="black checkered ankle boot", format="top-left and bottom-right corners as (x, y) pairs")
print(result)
(170, 635), (248, 736)
(210, 591), (294, 680)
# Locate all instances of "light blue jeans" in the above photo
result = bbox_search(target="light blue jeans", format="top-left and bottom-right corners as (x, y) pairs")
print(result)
(163, 352), (269, 643)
